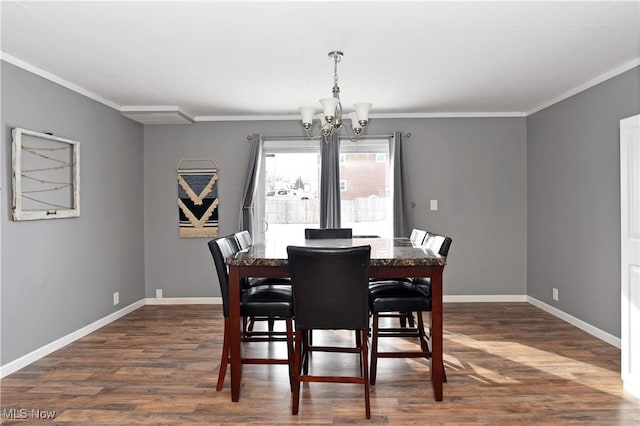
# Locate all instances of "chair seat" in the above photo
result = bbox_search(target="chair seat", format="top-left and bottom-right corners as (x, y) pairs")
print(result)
(369, 281), (431, 313)
(411, 277), (432, 296)
(241, 285), (293, 317)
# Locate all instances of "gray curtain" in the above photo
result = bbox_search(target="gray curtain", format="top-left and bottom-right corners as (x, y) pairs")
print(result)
(391, 131), (409, 237)
(239, 133), (263, 238)
(320, 133), (341, 228)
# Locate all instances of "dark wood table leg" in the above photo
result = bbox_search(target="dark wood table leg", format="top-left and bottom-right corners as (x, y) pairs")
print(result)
(430, 267), (443, 401)
(228, 265), (242, 402)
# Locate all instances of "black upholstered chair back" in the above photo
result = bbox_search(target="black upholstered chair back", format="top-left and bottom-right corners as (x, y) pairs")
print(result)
(409, 228), (427, 245)
(234, 230), (253, 250)
(438, 236), (452, 257)
(208, 236), (239, 317)
(423, 233), (453, 257)
(287, 245), (370, 330)
(304, 228), (353, 239)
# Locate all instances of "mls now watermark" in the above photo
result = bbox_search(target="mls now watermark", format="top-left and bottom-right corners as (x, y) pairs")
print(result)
(2, 408), (57, 420)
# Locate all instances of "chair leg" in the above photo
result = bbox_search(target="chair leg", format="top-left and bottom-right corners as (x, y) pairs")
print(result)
(370, 314), (379, 385)
(286, 318), (295, 392)
(361, 329), (371, 419)
(399, 312), (407, 328)
(302, 330), (310, 375)
(355, 330), (363, 374)
(268, 317), (275, 334)
(407, 312), (416, 327)
(417, 313), (430, 354)
(216, 318), (230, 391)
(292, 330), (303, 415)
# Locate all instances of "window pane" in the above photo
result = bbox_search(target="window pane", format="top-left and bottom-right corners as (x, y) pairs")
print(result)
(261, 140), (321, 241)
(339, 138), (393, 238)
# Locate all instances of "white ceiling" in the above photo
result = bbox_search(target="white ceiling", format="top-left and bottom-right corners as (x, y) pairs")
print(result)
(1, 1), (639, 123)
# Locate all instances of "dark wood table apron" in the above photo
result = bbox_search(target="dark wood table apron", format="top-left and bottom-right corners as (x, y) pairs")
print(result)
(226, 237), (447, 402)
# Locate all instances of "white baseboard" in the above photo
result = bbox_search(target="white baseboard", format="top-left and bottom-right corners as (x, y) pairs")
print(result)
(444, 294), (528, 303)
(0, 299), (145, 378)
(145, 297), (222, 305)
(527, 296), (621, 349)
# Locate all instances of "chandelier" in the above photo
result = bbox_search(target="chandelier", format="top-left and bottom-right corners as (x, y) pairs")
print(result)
(299, 51), (372, 142)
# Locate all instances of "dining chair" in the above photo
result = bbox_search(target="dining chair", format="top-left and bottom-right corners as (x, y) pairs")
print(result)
(409, 228), (428, 246)
(233, 230), (291, 334)
(369, 228), (427, 328)
(304, 228), (353, 239)
(368, 233), (452, 386)
(287, 245), (372, 419)
(234, 230), (253, 250)
(208, 235), (294, 391)
(233, 230), (290, 287)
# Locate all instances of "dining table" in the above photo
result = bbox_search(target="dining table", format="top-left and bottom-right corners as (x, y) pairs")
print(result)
(225, 236), (447, 402)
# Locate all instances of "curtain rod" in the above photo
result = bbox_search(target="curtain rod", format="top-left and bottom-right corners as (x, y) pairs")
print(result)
(247, 133), (400, 141)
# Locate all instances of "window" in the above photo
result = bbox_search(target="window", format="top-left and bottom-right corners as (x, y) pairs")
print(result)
(254, 136), (395, 241)
(258, 139), (321, 242)
(339, 138), (393, 238)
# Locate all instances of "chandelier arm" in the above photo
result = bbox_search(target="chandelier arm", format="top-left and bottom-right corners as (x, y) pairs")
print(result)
(341, 124), (363, 143)
(335, 100), (343, 127)
(304, 127), (313, 139)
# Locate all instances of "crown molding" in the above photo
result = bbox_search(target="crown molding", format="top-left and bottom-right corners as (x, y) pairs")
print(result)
(526, 58), (640, 116)
(1, 52), (121, 111)
(193, 111), (526, 122)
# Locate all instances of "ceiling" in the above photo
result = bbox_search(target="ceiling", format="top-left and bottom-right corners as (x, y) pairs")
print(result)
(1, 1), (639, 124)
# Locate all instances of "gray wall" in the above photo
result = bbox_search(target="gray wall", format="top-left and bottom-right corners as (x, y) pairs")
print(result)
(1, 62), (145, 364)
(527, 67), (640, 337)
(143, 117), (527, 299)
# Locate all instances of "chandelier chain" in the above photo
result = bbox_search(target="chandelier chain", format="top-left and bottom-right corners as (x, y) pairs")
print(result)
(333, 54), (339, 89)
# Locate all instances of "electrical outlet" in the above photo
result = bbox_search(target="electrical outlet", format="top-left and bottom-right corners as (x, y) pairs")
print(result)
(156, 289), (163, 299)
(552, 288), (559, 301)
(113, 292), (120, 305)
(430, 199), (438, 211)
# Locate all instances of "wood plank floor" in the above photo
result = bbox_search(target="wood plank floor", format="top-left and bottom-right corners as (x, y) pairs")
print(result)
(1, 303), (638, 425)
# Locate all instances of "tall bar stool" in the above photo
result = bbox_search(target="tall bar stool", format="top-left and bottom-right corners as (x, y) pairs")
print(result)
(368, 233), (452, 385)
(208, 235), (294, 391)
(287, 245), (372, 419)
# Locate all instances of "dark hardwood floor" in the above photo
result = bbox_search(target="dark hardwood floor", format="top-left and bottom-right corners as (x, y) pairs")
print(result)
(1, 303), (638, 425)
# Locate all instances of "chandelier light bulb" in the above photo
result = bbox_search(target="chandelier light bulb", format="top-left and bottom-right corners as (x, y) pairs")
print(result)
(319, 98), (339, 123)
(299, 106), (316, 129)
(349, 111), (362, 134)
(353, 103), (372, 127)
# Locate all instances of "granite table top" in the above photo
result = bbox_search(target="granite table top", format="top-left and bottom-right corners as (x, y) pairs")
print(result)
(226, 237), (447, 267)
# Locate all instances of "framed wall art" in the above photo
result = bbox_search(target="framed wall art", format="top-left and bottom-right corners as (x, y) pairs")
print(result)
(177, 158), (219, 238)
(11, 127), (80, 221)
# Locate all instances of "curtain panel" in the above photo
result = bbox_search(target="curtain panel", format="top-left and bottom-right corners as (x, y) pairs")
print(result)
(391, 131), (409, 237)
(320, 133), (341, 228)
(239, 134), (264, 238)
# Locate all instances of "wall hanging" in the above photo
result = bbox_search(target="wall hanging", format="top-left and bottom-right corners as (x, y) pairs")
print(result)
(11, 127), (80, 221)
(177, 158), (219, 238)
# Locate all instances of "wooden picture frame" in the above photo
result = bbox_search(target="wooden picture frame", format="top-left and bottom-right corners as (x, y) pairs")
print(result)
(11, 127), (80, 221)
